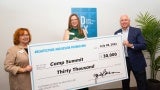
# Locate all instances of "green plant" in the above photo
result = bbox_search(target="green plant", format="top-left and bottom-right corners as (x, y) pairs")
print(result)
(136, 12), (160, 79)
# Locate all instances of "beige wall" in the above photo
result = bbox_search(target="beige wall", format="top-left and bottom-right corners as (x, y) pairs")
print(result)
(0, 0), (160, 90)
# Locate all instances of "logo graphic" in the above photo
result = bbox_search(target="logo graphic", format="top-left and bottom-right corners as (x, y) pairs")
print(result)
(71, 8), (97, 37)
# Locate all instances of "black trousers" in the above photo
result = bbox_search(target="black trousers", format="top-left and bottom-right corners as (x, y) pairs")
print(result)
(78, 88), (88, 90)
(122, 57), (147, 90)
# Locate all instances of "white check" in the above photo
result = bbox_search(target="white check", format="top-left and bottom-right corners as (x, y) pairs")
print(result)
(28, 35), (128, 90)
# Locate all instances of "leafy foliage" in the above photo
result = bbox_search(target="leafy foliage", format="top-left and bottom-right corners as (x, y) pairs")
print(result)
(136, 12), (160, 79)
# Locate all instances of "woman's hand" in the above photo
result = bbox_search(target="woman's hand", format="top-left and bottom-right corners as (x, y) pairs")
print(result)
(25, 65), (32, 72)
(18, 65), (32, 73)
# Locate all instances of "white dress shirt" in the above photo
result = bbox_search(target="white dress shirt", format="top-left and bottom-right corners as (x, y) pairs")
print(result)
(122, 27), (129, 57)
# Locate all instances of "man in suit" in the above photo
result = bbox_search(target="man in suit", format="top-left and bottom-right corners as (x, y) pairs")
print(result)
(114, 15), (147, 90)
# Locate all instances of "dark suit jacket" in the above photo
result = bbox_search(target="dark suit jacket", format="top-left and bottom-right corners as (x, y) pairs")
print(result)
(114, 26), (147, 71)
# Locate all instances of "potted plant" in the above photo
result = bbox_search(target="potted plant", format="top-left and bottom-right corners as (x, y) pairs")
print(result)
(136, 12), (160, 90)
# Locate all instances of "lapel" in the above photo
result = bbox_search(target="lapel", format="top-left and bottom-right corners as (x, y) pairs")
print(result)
(128, 27), (132, 42)
(17, 45), (28, 56)
(128, 27), (134, 43)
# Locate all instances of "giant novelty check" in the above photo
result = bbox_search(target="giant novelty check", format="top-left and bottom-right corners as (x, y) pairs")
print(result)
(28, 35), (128, 90)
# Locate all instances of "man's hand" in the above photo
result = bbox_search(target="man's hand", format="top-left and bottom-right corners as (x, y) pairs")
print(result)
(123, 40), (134, 48)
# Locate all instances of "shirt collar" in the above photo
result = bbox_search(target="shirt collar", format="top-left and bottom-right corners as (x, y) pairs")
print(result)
(122, 27), (129, 33)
